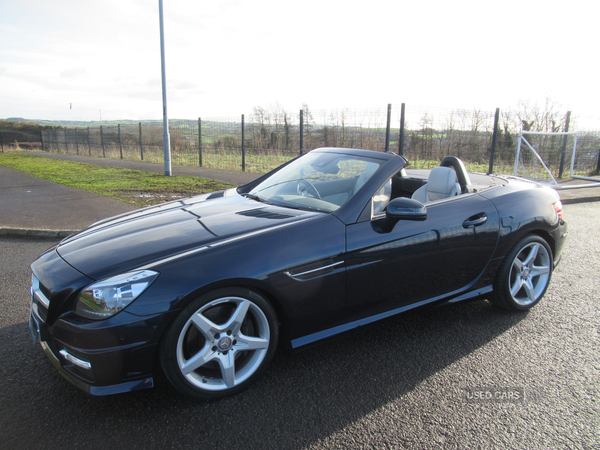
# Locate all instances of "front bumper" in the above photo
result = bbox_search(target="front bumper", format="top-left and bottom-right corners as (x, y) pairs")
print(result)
(29, 287), (165, 396)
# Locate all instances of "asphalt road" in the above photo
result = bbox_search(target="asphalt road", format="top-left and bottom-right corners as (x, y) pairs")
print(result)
(1, 203), (598, 450)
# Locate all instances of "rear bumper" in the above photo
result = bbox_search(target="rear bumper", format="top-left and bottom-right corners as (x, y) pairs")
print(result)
(550, 220), (568, 268)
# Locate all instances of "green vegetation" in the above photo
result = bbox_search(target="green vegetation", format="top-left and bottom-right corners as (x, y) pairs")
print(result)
(0, 153), (234, 208)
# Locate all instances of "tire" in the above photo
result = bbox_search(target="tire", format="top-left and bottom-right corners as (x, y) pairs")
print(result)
(491, 234), (553, 311)
(159, 288), (278, 400)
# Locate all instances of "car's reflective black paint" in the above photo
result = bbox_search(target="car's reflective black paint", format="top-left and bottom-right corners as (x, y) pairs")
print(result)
(29, 148), (567, 397)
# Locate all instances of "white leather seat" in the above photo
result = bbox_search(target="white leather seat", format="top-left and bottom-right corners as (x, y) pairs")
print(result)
(411, 166), (461, 203)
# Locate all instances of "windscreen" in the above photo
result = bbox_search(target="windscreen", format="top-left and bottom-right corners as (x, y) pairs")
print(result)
(246, 152), (383, 212)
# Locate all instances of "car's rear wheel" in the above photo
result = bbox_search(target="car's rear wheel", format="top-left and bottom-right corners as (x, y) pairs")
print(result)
(491, 234), (553, 311)
(159, 288), (278, 399)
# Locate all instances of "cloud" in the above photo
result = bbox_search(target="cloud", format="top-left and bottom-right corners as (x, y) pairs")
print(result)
(0, 0), (597, 126)
(60, 68), (88, 79)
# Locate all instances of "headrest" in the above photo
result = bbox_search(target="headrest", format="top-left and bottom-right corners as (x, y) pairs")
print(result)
(427, 166), (458, 201)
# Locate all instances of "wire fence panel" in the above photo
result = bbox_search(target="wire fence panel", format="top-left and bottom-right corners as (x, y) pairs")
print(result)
(303, 108), (390, 152)
(199, 117), (243, 171)
(399, 105), (498, 170)
(0, 125), (42, 151)
(573, 131), (600, 178)
(515, 134), (575, 182)
(514, 132), (600, 181)
(8, 106), (599, 178)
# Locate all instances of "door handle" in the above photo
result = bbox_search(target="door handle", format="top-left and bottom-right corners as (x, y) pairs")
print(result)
(463, 214), (487, 228)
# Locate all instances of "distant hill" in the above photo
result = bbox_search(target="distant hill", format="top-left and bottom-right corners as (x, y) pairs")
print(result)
(0, 118), (202, 128)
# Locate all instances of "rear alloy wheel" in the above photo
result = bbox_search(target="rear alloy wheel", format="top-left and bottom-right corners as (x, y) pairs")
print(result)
(492, 234), (553, 311)
(160, 288), (278, 399)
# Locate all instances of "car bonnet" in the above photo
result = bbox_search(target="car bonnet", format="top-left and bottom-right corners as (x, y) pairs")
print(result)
(56, 190), (318, 280)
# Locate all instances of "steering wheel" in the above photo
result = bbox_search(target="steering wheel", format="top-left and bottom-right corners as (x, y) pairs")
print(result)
(296, 179), (321, 199)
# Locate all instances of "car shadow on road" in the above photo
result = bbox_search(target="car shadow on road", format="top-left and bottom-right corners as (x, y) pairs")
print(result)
(1, 299), (526, 449)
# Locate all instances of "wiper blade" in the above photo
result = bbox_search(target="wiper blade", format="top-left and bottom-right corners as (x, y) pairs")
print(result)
(242, 193), (269, 204)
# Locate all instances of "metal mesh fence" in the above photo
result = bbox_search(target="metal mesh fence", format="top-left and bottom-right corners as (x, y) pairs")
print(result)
(571, 131), (600, 177)
(5, 106), (596, 178)
(399, 105), (498, 170)
(0, 127), (43, 151)
(200, 117), (243, 171)
(515, 131), (600, 181)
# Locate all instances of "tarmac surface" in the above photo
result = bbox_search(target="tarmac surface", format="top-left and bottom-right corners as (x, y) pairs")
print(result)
(1, 152), (599, 448)
(1, 203), (599, 449)
(1, 151), (599, 236)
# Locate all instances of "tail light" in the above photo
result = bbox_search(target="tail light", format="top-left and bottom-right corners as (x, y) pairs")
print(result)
(553, 201), (564, 220)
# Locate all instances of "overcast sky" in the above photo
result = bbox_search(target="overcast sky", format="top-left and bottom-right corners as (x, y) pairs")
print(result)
(1, 0), (598, 128)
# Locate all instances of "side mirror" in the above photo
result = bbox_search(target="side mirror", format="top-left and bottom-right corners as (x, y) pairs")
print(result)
(379, 197), (427, 233)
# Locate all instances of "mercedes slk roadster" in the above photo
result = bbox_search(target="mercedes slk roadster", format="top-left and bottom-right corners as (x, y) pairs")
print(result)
(29, 147), (568, 399)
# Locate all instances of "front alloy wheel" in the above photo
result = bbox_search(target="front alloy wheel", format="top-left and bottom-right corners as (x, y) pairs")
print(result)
(492, 234), (553, 311)
(160, 288), (278, 399)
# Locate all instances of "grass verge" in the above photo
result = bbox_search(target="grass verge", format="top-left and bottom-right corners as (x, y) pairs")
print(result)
(0, 153), (234, 208)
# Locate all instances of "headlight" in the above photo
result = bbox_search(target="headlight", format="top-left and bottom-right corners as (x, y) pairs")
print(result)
(75, 270), (159, 320)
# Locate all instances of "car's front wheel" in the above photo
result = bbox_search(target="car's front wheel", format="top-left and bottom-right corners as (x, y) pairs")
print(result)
(159, 288), (278, 399)
(491, 234), (553, 311)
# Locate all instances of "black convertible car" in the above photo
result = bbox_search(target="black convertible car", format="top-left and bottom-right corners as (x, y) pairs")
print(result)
(29, 148), (567, 399)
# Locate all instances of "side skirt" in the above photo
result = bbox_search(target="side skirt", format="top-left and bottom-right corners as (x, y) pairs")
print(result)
(290, 285), (493, 349)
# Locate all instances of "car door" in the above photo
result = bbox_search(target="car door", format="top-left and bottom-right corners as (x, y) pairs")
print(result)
(345, 193), (499, 321)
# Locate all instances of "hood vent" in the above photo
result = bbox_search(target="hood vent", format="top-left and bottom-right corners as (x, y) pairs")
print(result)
(236, 208), (295, 220)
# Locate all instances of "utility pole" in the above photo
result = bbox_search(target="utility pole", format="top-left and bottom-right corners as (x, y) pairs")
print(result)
(158, 0), (172, 176)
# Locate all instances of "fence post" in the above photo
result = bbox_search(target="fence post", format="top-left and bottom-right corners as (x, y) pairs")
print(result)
(118, 124), (123, 159)
(87, 127), (91, 155)
(40, 130), (44, 152)
(398, 103), (406, 156)
(100, 125), (106, 157)
(139, 122), (144, 160)
(198, 118), (202, 166)
(596, 149), (600, 174)
(54, 129), (59, 152)
(558, 111), (571, 179)
(64, 128), (68, 153)
(488, 107), (500, 174)
(0, 131), (4, 153)
(241, 114), (246, 172)
(299, 109), (304, 155)
(75, 129), (80, 155)
(385, 104), (392, 152)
